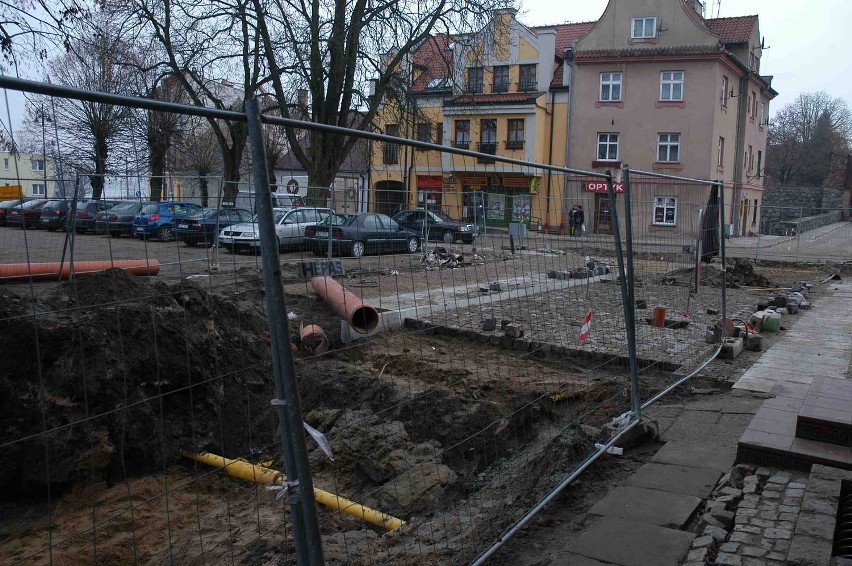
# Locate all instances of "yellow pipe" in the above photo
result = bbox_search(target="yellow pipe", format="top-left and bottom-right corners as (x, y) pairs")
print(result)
(181, 450), (405, 531)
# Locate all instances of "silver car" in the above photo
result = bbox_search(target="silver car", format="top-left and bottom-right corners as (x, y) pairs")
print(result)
(218, 207), (332, 253)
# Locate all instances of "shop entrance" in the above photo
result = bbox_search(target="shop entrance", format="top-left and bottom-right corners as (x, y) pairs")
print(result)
(593, 192), (613, 235)
(417, 190), (443, 211)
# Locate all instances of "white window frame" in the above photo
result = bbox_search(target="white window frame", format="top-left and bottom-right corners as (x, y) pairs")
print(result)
(653, 196), (678, 226)
(717, 137), (725, 167)
(721, 76), (729, 108)
(631, 17), (657, 39)
(599, 72), (623, 102)
(747, 145), (754, 172)
(597, 133), (620, 162)
(657, 133), (681, 163)
(32, 183), (46, 196)
(31, 159), (45, 172)
(760, 102), (767, 126)
(660, 71), (684, 101)
(3, 157), (8, 170)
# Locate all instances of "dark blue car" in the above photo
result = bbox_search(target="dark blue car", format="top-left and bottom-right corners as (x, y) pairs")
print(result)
(132, 201), (203, 241)
(175, 207), (253, 246)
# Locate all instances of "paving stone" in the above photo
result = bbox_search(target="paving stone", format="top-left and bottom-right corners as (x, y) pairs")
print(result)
(766, 552), (786, 561)
(721, 487), (744, 498)
(801, 494), (837, 515)
(759, 538), (774, 550)
(569, 517), (696, 566)
(756, 468), (771, 478)
(744, 475), (760, 486)
(687, 547), (709, 563)
(709, 508), (735, 528)
(626, 463), (721, 499)
(557, 554), (613, 565)
(795, 512), (835, 539)
(778, 521), (794, 531)
(737, 508), (758, 523)
(715, 552), (742, 565)
(767, 474), (790, 485)
(707, 500), (729, 512)
(742, 558), (768, 566)
(650, 442), (737, 473)
(719, 541), (740, 553)
(739, 499), (758, 509)
(763, 528), (792, 540)
(762, 490), (781, 499)
(779, 505), (800, 513)
(705, 525), (729, 542)
(730, 531), (760, 545)
(784, 488), (805, 498)
(758, 509), (779, 521)
(742, 546), (768, 557)
(779, 512), (798, 522)
(788, 482), (807, 490)
(588, 486), (702, 529)
(735, 525), (762, 534)
(785, 533), (833, 566)
(773, 538), (791, 553)
(744, 493), (760, 502)
(762, 483), (783, 492)
(692, 535), (714, 549)
(750, 518), (776, 528)
(743, 483), (758, 494)
(719, 495), (739, 505)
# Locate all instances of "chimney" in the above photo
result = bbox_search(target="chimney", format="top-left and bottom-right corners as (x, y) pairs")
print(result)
(536, 27), (557, 92)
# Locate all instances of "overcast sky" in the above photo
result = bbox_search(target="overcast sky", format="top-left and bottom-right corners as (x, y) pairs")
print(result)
(1, 0), (848, 138)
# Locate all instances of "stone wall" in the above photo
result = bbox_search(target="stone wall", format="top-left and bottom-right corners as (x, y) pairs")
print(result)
(780, 211), (842, 235)
(759, 186), (850, 235)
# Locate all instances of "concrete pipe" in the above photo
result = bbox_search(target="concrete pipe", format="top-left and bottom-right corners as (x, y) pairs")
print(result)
(0, 259), (161, 282)
(310, 276), (379, 334)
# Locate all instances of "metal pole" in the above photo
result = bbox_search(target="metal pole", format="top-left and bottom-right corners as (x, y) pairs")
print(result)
(795, 206), (802, 262)
(245, 98), (325, 566)
(717, 181), (727, 335)
(616, 168), (641, 420)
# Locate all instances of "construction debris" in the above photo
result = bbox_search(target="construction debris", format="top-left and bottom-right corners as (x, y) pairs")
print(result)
(423, 247), (467, 269)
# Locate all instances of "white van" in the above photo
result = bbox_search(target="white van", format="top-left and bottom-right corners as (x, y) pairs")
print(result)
(225, 191), (305, 211)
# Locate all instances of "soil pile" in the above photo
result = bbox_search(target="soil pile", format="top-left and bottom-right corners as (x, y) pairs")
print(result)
(664, 258), (774, 289)
(0, 269), (276, 496)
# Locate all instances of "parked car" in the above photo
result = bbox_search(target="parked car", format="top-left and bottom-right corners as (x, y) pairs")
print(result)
(39, 199), (74, 231)
(219, 207), (332, 253)
(132, 201), (203, 241)
(73, 200), (119, 233)
(0, 198), (31, 227)
(229, 191), (306, 212)
(95, 202), (146, 237)
(304, 213), (420, 258)
(392, 209), (477, 244)
(175, 207), (253, 246)
(6, 199), (50, 228)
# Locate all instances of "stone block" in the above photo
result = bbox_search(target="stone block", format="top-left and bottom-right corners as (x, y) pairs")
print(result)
(505, 324), (524, 338)
(625, 462), (721, 499)
(742, 546), (767, 557)
(767, 474), (791, 485)
(785, 488), (805, 498)
(702, 513), (727, 530)
(569, 517), (696, 566)
(750, 518), (776, 528)
(795, 512), (835, 540)
(588, 486), (702, 530)
(730, 531), (760, 545)
(704, 525), (729, 542)
(739, 498), (758, 508)
(779, 505), (800, 513)
(737, 508), (758, 523)
(763, 528), (792, 540)
(744, 333), (764, 352)
(710, 508), (736, 528)
(722, 487), (744, 498)
(801, 494), (837, 515)
(500, 318), (514, 330)
(756, 468), (772, 479)
(786, 534), (833, 565)
(693, 535), (715, 549)
(720, 337), (744, 359)
(687, 547), (709, 563)
(735, 525), (762, 534)
(719, 541), (741, 553)
(715, 552), (743, 565)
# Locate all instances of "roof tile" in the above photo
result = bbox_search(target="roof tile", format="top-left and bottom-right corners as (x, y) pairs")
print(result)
(704, 15), (758, 44)
(575, 45), (721, 60)
(412, 35), (454, 92)
(445, 92), (544, 106)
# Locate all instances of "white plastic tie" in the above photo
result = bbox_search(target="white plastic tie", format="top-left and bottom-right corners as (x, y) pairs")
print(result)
(266, 478), (300, 503)
(304, 421), (335, 461)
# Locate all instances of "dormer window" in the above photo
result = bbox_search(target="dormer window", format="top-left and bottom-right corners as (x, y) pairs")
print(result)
(632, 17), (657, 39)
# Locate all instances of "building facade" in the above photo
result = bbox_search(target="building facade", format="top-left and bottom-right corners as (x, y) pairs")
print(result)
(369, 0), (776, 236)
(0, 152), (57, 198)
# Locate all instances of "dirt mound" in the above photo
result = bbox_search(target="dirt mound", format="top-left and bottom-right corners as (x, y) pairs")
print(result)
(0, 271), (277, 497)
(725, 258), (774, 288)
(664, 258), (774, 289)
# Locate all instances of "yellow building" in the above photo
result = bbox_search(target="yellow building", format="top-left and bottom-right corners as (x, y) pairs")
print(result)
(370, 9), (592, 231)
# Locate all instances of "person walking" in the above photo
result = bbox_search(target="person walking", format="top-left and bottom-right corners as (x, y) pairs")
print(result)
(572, 205), (585, 237)
(568, 204), (577, 236)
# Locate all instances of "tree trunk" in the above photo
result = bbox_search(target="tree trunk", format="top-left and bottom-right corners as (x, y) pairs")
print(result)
(221, 122), (247, 206)
(199, 175), (209, 207)
(149, 150), (167, 202)
(90, 138), (108, 201)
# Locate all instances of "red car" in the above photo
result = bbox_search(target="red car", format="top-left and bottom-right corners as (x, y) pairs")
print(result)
(0, 198), (31, 226)
(5, 199), (50, 228)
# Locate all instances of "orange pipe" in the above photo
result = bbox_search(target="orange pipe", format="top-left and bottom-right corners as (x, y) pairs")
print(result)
(0, 260), (161, 282)
(310, 276), (379, 334)
(653, 306), (667, 328)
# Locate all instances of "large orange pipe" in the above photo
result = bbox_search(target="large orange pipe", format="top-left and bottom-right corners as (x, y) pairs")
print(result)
(310, 276), (379, 334)
(0, 260), (161, 282)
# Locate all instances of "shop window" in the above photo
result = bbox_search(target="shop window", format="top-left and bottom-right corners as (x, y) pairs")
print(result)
(653, 196), (677, 226)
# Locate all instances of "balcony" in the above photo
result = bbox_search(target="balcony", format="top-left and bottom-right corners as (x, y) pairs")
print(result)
(491, 82), (509, 93)
(466, 84), (484, 94)
(452, 141), (470, 150)
(504, 140), (524, 150)
(517, 81), (537, 92)
(476, 142), (497, 163)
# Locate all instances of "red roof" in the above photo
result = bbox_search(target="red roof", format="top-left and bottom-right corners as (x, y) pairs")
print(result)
(412, 35), (453, 92)
(551, 22), (597, 54)
(445, 92), (544, 106)
(704, 15), (758, 44)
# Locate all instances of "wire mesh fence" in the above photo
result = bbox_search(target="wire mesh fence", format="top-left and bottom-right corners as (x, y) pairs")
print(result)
(0, 77), (731, 565)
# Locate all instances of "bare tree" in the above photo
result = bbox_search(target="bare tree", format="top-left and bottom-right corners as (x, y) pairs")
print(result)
(172, 119), (221, 206)
(766, 92), (852, 187)
(250, 0), (507, 202)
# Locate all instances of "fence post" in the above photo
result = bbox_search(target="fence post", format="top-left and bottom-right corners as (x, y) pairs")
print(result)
(795, 206), (803, 262)
(717, 181), (727, 334)
(245, 98), (325, 566)
(607, 168), (641, 420)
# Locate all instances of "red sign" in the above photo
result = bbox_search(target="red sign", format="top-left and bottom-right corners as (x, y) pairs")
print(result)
(586, 182), (624, 193)
(417, 175), (443, 190)
(579, 311), (593, 342)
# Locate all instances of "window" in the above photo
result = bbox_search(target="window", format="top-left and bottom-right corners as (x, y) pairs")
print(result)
(435, 123), (443, 144)
(597, 133), (619, 161)
(478, 119), (497, 161)
(506, 119), (525, 149)
(600, 72), (622, 102)
(454, 120), (470, 149)
(467, 67), (484, 93)
(653, 196), (677, 226)
(632, 17), (657, 39)
(519, 64), (537, 91)
(32, 183), (45, 196)
(760, 103), (767, 127)
(416, 122), (432, 143)
(746, 145), (753, 172)
(493, 66), (509, 92)
(752, 92), (758, 118)
(362, 214), (383, 230)
(753, 200), (759, 225)
(2, 157), (7, 170)
(721, 76), (729, 108)
(757, 151), (763, 177)
(749, 51), (759, 72)
(383, 124), (399, 164)
(31, 159), (44, 172)
(657, 133), (680, 162)
(660, 71), (684, 101)
(747, 92), (753, 117)
(717, 137), (725, 167)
